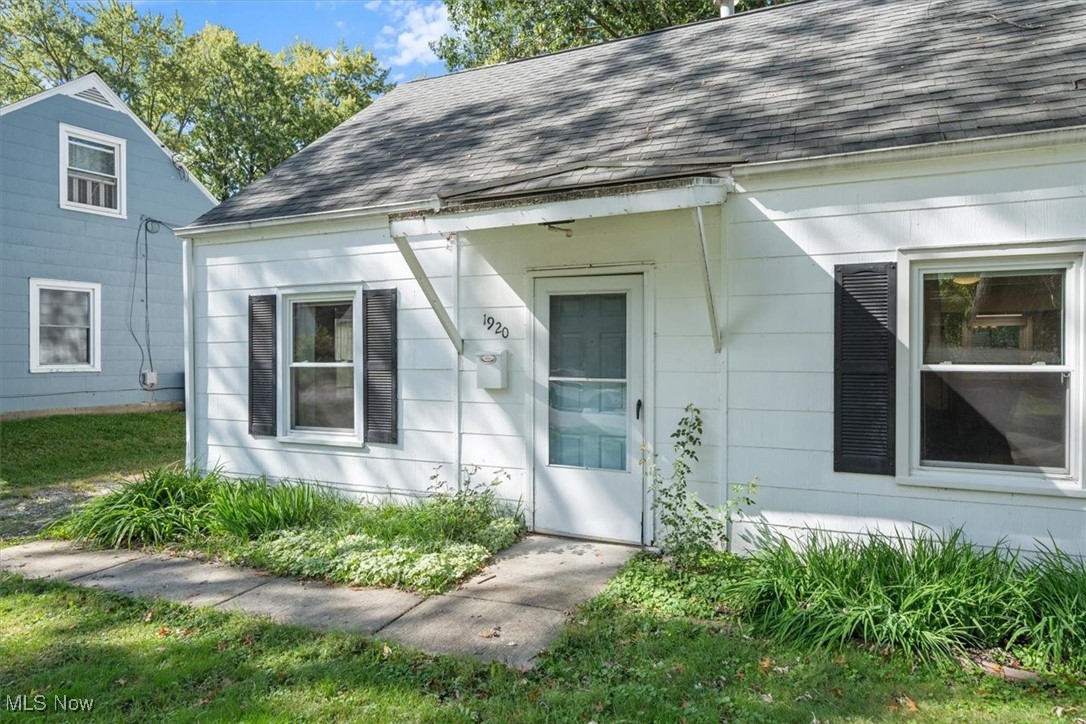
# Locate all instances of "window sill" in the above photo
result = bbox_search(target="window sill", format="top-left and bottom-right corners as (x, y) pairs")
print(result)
(30, 365), (100, 374)
(275, 432), (366, 449)
(898, 471), (1086, 499)
(59, 201), (125, 219)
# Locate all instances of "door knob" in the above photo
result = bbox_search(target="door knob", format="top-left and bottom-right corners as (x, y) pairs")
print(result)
(636, 399), (643, 420)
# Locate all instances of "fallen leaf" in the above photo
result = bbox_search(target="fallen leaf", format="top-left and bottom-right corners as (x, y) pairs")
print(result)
(833, 654), (847, 666)
(156, 627), (171, 637)
(900, 694), (920, 712)
(143, 610), (154, 623)
(760, 692), (774, 704)
(216, 640), (229, 651)
(526, 689), (542, 702)
(180, 628), (195, 637)
(795, 692), (813, 702)
(114, 678), (126, 687)
(382, 644), (393, 659)
(759, 657), (773, 673)
(773, 666), (791, 674)
(829, 687), (843, 699)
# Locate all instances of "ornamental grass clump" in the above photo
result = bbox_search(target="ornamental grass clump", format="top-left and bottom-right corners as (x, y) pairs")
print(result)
(1022, 542), (1086, 670)
(211, 478), (349, 539)
(726, 528), (1031, 661)
(59, 467), (221, 547)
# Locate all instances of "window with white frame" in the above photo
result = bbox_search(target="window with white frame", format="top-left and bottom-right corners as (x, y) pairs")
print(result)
(288, 297), (357, 433)
(30, 278), (101, 373)
(915, 262), (1074, 475)
(59, 124), (125, 217)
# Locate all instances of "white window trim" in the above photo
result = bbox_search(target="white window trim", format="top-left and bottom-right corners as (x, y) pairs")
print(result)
(29, 277), (102, 373)
(59, 123), (126, 219)
(896, 242), (1086, 498)
(276, 286), (365, 446)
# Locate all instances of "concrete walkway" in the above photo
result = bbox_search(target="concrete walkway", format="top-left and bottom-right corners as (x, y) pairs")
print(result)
(0, 535), (635, 670)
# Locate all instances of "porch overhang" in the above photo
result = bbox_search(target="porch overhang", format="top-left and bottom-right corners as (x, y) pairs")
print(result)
(388, 176), (731, 357)
(388, 176), (730, 237)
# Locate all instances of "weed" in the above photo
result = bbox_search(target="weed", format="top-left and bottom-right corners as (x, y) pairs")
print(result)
(641, 404), (756, 570)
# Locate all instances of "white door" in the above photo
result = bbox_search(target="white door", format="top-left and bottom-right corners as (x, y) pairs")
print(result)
(533, 275), (646, 543)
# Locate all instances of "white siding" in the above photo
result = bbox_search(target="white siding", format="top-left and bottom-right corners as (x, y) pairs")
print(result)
(726, 141), (1086, 557)
(192, 137), (1086, 556)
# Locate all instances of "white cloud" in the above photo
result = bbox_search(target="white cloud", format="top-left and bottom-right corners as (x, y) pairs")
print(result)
(369, 1), (449, 68)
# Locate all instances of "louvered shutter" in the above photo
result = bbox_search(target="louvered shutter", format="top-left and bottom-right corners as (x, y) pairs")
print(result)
(363, 288), (398, 444)
(248, 295), (277, 437)
(834, 263), (896, 475)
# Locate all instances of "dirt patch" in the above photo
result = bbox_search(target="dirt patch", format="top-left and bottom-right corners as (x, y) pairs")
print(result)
(0, 484), (116, 540)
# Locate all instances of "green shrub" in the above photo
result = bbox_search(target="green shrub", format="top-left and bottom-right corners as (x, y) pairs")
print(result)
(726, 529), (1031, 661)
(1022, 542), (1086, 670)
(59, 467), (220, 547)
(211, 478), (348, 539)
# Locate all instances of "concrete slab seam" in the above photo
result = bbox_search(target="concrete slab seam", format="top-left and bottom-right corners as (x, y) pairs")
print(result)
(209, 579), (272, 608)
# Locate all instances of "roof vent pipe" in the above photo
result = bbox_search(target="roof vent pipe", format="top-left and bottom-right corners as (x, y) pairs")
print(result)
(715, 0), (735, 17)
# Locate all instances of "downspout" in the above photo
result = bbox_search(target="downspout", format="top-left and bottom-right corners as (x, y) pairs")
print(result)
(181, 236), (196, 469)
(453, 233), (464, 491)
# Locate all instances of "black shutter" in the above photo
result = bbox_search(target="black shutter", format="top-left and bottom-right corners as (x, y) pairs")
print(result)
(834, 263), (896, 475)
(364, 288), (398, 444)
(248, 295), (277, 437)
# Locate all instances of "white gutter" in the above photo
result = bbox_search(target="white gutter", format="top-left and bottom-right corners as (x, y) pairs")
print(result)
(177, 198), (441, 239)
(733, 124), (1086, 180)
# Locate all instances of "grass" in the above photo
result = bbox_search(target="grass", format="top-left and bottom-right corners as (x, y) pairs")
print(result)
(54, 467), (524, 594)
(2, 573), (1083, 723)
(0, 412), (184, 491)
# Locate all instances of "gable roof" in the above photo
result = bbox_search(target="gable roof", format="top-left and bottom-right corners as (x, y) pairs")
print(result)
(1, 73), (217, 204)
(190, 0), (1086, 229)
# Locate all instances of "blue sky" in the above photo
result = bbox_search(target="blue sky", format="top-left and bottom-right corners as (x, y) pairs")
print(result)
(134, 0), (450, 82)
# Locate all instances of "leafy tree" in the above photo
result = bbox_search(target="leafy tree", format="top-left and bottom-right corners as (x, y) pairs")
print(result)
(0, 0), (391, 199)
(433, 0), (792, 70)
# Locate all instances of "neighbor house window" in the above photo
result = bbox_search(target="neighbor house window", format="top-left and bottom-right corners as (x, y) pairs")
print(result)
(917, 265), (1071, 474)
(59, 124), (125, 217)
(29, 278), (101, 373)
(289, 298), (357, 432)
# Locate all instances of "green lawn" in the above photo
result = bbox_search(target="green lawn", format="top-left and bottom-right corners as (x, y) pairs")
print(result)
(0, 412), (185, 491)
(2, 573), (1082, 722)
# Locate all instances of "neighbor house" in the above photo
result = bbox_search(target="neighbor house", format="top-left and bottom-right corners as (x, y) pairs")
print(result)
(1, 73), (216, 417)
(179, 0), (1086, 556)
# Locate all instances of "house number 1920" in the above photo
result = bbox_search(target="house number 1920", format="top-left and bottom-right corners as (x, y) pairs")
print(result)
(483, 314), (510, 339)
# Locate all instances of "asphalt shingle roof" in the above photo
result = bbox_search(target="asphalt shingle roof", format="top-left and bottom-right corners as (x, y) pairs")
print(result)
(191, 0), (1086, 228)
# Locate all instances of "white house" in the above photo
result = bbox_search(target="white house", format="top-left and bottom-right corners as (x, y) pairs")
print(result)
(179, 0), (1086, 556)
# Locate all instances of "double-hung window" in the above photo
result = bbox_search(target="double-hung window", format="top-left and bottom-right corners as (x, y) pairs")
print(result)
(918, 265), (1071, 474)
(289, 297), (358, 433)
(247, 287), (398, 445)
(30, 278), (101, 373)
(59, 124), (126, 217)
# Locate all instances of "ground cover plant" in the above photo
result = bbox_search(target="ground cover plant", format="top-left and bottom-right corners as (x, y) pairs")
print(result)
(3, 573), (1083, 723)
(55, 467), (524, 594)
(0, 411), (185, 492)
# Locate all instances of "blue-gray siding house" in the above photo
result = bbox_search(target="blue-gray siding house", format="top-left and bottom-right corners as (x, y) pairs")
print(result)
(0, 73), (215, 417)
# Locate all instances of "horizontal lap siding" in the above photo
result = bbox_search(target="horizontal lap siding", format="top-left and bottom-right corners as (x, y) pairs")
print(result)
(726, 143), (1086, 557)
(1, 95), (213, 414)
(195, 209), (725, 505)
